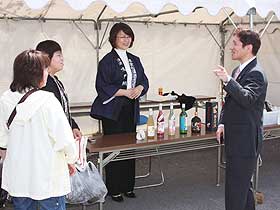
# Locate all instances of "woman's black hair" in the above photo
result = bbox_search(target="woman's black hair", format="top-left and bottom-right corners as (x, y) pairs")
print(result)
(36, 40), (62, 59)
(109, 22), (135, 48)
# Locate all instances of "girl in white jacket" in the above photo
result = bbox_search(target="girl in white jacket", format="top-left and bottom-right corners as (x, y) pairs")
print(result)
(0, 50), (77, 210)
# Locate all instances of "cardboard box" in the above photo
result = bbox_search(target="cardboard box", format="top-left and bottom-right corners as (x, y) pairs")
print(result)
(205, 102), (218, 131)
(263, 110), (279, 126)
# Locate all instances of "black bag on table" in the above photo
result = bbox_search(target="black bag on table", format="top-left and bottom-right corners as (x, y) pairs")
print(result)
(163, 91), (196, 110)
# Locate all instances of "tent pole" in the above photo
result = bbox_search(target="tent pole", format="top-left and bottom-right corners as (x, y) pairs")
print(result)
(224, 20), (280, 26)
(95, 7), (110, 134)
(97, 6), (107, 21)
(260, 13), (275, 38)
(72, 21), (97, 49)
(99, 19), (218, 26)
(219, 25), (226, 113)
(247, 8), (256, 30)
(222, 8), (237, 29)
(99, 22), (110, 49)
(95, 21), (103, 134)
(204, 25), (222, 50)
(99, 10), (179, 22)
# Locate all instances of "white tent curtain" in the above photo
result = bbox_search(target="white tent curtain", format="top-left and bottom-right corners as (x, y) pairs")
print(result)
(0, 0), (280, 134)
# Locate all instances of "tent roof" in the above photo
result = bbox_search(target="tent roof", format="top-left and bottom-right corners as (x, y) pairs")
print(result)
(0, 0), (279, 24)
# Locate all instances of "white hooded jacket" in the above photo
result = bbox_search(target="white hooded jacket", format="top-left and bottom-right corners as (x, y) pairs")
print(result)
(0, 89), (77, 200)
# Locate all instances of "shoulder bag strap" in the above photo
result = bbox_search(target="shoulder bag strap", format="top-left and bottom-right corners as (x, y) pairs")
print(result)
(6, 89), (38, 129)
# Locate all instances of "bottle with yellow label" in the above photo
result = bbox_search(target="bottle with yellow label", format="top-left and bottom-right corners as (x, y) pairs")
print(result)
(147, 108), (155, 139)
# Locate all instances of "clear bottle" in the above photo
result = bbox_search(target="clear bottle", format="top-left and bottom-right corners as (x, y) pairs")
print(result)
(157, 103), (165, 138)
(179, 104), (188, 134)
(168, 103), (176, 136)
(147, 108), (155, 139)
(191, 111), (202, 133)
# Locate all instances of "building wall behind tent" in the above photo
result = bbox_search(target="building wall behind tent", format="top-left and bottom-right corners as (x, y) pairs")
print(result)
(0, 20), (221, 135)
(224, 23), (280, 106)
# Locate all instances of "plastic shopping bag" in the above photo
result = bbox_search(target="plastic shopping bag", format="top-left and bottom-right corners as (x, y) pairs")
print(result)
(66, 161), (107, 204)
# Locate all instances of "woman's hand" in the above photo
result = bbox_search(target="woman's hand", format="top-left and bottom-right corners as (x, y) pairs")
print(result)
(216, 125), (224, 144)
(0, 149), (6, 161)
(72, 128), (82, 141)
(115, 85), (144, 99)
(130, 85), (144, 99)
(68, 164), (77, 176)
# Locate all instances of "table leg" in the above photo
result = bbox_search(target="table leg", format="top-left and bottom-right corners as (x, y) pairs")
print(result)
(98, 152), (104, 210)
(254, 155), (261, 191)
(216, 144), (222, 186)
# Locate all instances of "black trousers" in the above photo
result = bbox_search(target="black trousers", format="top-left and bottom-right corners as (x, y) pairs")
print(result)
(225, 157), (257, 210)
(102, 99), (136, 195)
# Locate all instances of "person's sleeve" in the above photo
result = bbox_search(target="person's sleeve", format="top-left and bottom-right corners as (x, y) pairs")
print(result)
(136, 57), (149, 96)
(0, 101), (8, 149)
(218, 105), (224, 125)
(43, 96), (78, 164)
(223, 75), (232, 86)
(71, 118), (79, 130)
(41, 77), (61, 102)
(224, 70), (267, 109)
(96, 60), (120, 103)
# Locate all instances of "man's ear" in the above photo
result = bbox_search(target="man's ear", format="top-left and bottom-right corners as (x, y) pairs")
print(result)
(246, 44), (253, 53)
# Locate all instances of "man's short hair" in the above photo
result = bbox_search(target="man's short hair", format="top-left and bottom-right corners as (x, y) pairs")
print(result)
(234, 28), (261, 55)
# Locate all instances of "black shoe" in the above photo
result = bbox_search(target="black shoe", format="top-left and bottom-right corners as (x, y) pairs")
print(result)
(124, 191), (136, 198)
(111, 194), (124, 202)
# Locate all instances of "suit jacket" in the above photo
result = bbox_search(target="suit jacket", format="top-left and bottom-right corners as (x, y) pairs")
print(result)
(219, 58), (267, 158)
(90, 49), (149, 123)
(42, 75), (79, 130)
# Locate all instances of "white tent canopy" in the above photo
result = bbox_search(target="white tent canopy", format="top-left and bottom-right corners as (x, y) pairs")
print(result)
(0, 0), (280, 134)
(1, 0), (279, 23)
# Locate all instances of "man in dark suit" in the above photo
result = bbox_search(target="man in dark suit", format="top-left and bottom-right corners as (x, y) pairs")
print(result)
(214, 29), (267, 210)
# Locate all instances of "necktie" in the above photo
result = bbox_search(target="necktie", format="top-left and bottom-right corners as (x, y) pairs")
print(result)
(233, 68), (240, 80)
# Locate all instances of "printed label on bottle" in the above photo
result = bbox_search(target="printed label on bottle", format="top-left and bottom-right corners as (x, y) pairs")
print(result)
(185, 118), (188, 131)
(192, 122), (201, 132)
(157, 122), (165, 134)
(168, 119), (176, 135)
(158, 114), (164, 122)
(147, 126), (155, 137)
(180, 117), (188, 131)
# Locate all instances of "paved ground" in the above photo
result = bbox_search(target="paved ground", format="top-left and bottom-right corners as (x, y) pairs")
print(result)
(1, 139), (280, 210)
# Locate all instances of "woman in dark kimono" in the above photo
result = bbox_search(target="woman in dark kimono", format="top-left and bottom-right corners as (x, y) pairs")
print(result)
(91, 23), (149, 202)
(36, 40), (82, 142)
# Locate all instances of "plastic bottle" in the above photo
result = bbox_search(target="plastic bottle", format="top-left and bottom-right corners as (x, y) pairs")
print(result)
(168, 103), (176, 136)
